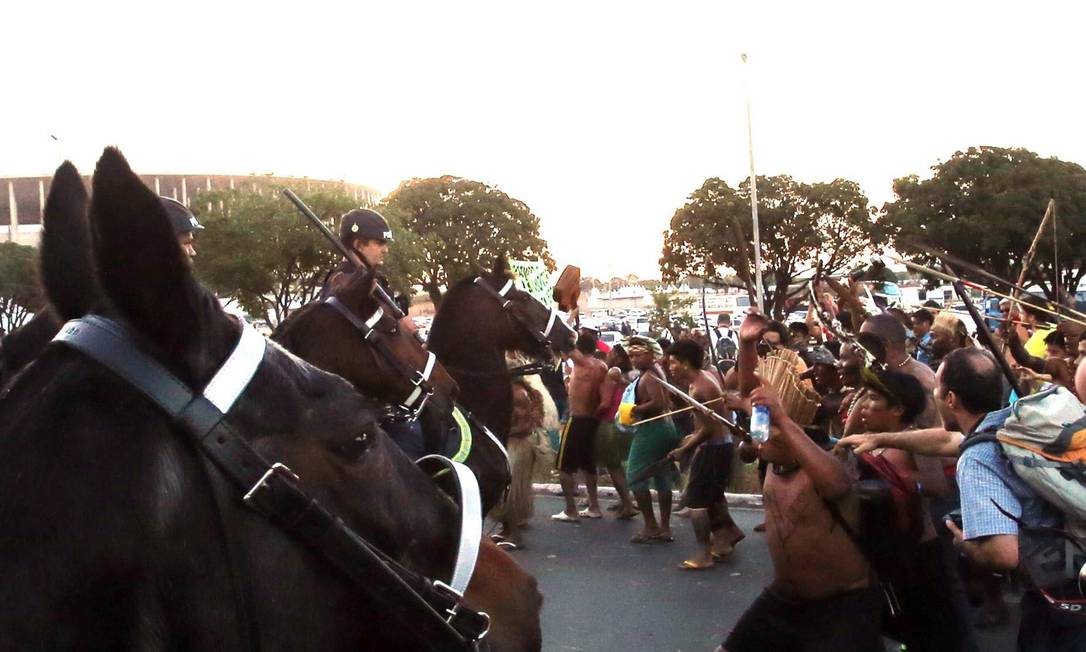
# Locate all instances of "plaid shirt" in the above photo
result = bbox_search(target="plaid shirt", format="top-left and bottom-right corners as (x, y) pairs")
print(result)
(957, 407), (1060, 542)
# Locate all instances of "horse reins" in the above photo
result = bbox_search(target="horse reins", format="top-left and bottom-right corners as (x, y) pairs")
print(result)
(323, 296), (437, 419)
(53, 315), (490, 652)
(472, 277), (565, 347)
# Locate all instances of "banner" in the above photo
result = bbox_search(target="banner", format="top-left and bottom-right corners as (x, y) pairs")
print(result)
(509, 259), (552, 304)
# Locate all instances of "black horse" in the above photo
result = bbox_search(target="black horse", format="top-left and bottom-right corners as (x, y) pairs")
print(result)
(275, 257), (574, 515)
(427, 263), (576, 446)
(0, 151), (541, 651)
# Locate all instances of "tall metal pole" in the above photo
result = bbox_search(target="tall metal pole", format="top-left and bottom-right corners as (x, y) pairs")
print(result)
(742, 53), (765, 314)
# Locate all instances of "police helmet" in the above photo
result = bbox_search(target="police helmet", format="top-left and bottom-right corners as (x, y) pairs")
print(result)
(160, 197), (204, 235)
(340, 208), (394, 244)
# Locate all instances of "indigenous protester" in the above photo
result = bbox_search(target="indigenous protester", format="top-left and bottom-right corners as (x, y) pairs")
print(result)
(594, 344), (638, 519)
(787, 321), (811, 354)
(856, 368), (974, 651)
(492, 377), (554, 547)
(837, 347), (1086, 650)
(718, 317), (882, 652)
(554, 332), (609, 522)
(666, 339), (744, 569)
(800, 346), (845, 444)
(929, 312), (971, 369)
(860, 313), (941, 429)
(911, 308), (935, 367)
(624, 335), (681, 544)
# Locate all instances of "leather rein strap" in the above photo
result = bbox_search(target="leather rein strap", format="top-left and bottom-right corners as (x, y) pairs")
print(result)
(324, 296), (437, 417)
(473, 277), (562, 346)
(53, 315), (489, 651)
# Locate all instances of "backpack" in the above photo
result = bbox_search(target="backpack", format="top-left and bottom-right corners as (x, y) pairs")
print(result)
(961, 385), (1086, 534)
(960, 385), (1086, 618)
(714, 329), (737, 360)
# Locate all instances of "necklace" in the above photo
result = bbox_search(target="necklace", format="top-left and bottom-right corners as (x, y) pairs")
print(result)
(896, 356), (910, 368)
(772, 461), (801, 476)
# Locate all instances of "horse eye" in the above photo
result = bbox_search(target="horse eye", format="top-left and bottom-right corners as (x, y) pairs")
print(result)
(334, 433), (371, 461)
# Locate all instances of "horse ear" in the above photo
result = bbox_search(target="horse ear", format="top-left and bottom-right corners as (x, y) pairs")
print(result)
(40, 161), (99, 320)
(338, 267), (379, 313)
(89, 147), (202, 356)
(492, 253), (510, 278)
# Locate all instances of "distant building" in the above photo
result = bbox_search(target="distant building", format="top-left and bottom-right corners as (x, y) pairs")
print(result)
(0, 173), (380, 246)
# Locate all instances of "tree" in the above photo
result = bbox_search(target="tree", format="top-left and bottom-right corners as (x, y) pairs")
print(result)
(880, 146), (1086, 302)
(0, 241), (43, 331)
(661, 176), (877, 318)
(381, 176), (553, 304)
(192, 185), (402, 326)
(648, 291), (696, 341)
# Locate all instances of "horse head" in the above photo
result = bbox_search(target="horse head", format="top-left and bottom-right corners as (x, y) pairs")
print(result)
(0, 148), (543, 651)
(466, 254), (576, 360)
(273, 268), (459, 419)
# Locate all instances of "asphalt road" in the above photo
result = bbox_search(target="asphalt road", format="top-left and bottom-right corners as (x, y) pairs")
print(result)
(507, 495), (1019, 652)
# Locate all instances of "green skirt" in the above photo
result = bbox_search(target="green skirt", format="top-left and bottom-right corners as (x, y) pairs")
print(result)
(595, 421), (633, 470)
(626, 418), (680, 493)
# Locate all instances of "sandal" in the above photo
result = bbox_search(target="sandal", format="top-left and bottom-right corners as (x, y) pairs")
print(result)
(630, 533), (658, 544)
(578, 509), (602, 519)
(678, 559), (714, 570)
(652, 533), (674, 543)
(551, 511), (580, 523)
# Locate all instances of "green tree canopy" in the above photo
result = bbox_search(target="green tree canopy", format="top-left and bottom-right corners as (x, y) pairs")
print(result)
(0, 241), (43, 331)
(880, 146), (1086, 301)
(661, 175), (877, 318)
(648, 291), (696, 340)
(380, 176), (553, 304)
(192, 185), (402, 326)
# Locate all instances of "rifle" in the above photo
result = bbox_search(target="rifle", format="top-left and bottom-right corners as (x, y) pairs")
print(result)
(283, 189), (422, 341)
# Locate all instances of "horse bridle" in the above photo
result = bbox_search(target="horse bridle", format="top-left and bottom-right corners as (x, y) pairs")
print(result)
(473, 277), (565, 347)
(323, 296), (437, 419)
(53, 315), (490, 651)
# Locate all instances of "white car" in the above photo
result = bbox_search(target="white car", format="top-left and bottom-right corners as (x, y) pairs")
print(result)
(599, 330), (624, 347)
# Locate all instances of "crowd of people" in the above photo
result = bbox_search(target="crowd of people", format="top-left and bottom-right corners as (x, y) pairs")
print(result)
(497, 281), (1086, 651)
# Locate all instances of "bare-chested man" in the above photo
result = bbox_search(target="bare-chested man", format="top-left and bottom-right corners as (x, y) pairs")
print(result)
(553, 332), (609, 521)
(624, 336), (681, 543)
(718, 315), (883, 652)
(666, 339), (744, 569)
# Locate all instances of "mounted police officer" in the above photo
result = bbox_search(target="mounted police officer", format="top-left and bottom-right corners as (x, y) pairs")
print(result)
(160, 196), (203, 260)
(322, 207), (426, 458)
(321, 208), (416, 334)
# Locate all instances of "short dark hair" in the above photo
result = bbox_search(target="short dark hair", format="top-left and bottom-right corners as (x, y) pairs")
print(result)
(867, 368), (927, 425)
(575, 332), (598, 355)
(765, 320), (789, 342)
(667, 339), (704, 369)
(940, 348), (1003, 415)
(855, 332), (888, 365)
(911, 308), (934, 326)
(717, 313), (731, 324)
(1044, 330), (1066, 349)
(861, 313), (907, 351)
(838, 310), (855, 331)
(788, 321), (810, 337)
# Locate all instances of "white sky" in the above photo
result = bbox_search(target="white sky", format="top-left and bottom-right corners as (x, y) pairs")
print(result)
(4, 1), (1085, 279)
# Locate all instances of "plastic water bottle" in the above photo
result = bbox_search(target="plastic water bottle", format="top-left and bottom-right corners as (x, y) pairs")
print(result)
(750, 405), (771, 443)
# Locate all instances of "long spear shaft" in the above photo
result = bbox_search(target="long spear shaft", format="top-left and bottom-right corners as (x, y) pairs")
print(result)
(655, 376), (748, 437)
(887, 255), (1086, 328)
(1015, 199), (1056, 298)
(945, 262), (1025, 398)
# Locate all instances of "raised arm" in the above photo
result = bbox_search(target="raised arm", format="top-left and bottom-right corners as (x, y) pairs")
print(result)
(752, 384), (853, 501)
(737, 314), (768, 397)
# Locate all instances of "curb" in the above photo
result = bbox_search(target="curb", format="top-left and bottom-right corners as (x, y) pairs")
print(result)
(532, 483), (763, 509)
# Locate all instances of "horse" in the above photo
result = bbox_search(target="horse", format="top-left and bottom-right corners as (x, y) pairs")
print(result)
(427, 262), (576, 446)
(275, 258), (574, 515)
(0, 151), (541, 651)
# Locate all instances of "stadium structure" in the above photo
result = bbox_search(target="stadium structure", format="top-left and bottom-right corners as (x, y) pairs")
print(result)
(1, 174), (380, 246)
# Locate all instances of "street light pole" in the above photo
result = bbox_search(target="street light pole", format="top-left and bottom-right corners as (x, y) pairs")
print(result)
(741, 53), (765, 314)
